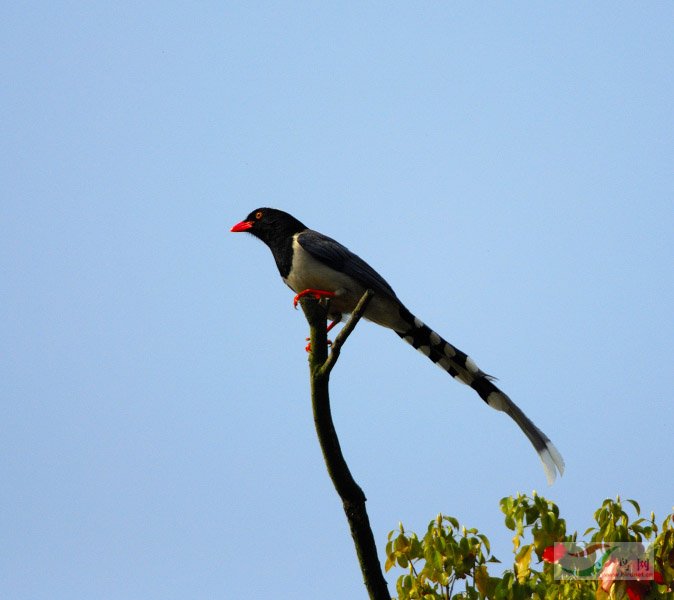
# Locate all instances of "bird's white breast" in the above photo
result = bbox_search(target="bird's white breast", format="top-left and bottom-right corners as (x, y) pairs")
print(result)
(284, 235), (408, 332)
(283, 235), (356, 294)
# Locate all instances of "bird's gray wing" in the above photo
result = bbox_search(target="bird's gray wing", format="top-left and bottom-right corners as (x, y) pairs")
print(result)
(297, 229), (398, 299)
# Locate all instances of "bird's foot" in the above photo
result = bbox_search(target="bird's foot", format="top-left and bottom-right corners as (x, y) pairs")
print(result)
(292, 288), (336, 309)
(304, 317), (341, 352)
(304, 337), (333, 353)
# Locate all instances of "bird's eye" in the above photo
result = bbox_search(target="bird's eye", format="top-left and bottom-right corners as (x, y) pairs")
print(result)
(255, 211), (263, 220)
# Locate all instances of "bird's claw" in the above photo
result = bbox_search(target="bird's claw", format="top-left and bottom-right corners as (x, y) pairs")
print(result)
(305, 337), (333, 353)
(294, 289), (338, 350)
(293, 288), (336, 309)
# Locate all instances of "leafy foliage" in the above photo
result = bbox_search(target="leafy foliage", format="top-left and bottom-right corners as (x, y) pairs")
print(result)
(385, 494), (673, 600)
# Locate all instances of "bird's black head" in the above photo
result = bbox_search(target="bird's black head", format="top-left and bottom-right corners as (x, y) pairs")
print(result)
(231, 208), (307, 246)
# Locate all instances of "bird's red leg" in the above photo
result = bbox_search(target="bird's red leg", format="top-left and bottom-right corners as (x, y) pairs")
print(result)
(292, 288), (336, 309)
(304, 317), (341, 353)
(294, 289), (338, 352)
(305, 338), (333, 352)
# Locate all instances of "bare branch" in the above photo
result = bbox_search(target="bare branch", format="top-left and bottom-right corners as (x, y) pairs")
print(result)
(321, 289), (374, 376)
(298, 291), (390, 600)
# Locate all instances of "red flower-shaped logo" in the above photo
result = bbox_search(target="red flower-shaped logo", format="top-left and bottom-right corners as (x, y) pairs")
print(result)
(542, 543), (567, 563)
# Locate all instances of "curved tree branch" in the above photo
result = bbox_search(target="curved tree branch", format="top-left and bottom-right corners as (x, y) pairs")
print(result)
(299, 290), (390, 600)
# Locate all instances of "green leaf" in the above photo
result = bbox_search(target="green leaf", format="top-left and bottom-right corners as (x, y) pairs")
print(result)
(514, 544), (533, 583)
(525, 507), (539, 525)
(395, 534), (410, 553)
(474, 565), (490, 596)
(626, 499), (641, 515)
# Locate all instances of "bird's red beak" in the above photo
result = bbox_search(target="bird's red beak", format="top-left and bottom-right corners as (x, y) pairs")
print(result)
(231, 220), (253, 232)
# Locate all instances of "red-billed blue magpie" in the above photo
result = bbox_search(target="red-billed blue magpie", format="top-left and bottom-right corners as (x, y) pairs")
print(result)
(231, 208), (564, 483)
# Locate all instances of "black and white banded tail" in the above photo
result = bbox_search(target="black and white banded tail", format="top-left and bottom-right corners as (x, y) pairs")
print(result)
(396, 308), (565, 484)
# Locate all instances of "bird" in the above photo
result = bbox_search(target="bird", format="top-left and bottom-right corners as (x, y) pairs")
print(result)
(231, 207), (564, 483)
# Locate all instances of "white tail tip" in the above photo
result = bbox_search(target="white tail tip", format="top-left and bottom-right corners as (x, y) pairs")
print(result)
(539, 441), (565, 485)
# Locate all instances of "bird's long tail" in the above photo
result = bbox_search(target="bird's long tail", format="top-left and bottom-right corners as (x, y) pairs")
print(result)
(395, 307), (564, 484)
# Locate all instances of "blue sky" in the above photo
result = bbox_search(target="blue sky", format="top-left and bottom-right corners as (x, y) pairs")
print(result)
(2, 3), (672, 599)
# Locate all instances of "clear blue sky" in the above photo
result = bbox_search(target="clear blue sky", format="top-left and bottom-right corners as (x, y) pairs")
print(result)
(2, 3), (672, 599)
